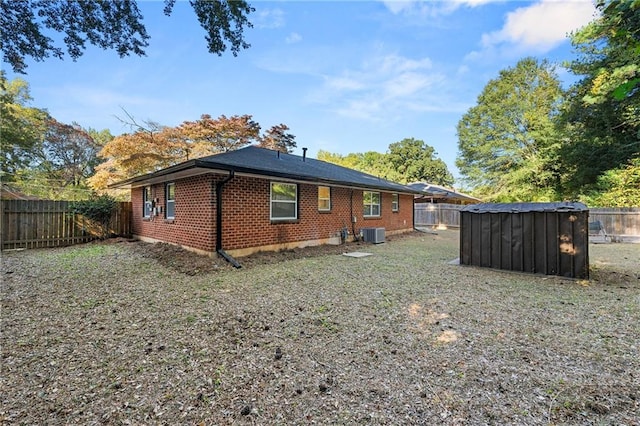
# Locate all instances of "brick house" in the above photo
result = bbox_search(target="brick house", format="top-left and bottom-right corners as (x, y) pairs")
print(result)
(113, 146), (419, 263)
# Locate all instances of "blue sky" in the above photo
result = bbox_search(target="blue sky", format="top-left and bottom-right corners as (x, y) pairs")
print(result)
(4, 0), (597, 184)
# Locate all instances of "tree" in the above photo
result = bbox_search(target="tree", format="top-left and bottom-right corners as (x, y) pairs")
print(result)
(582, 157), (640, 207)
(558, 0), (640, 197)
(89, 113), (293, 190)
(456, 58), (564, 201)
(89, 124), (181, 190)
(318, 139), (454, 186)
(569, 0), (640, 104)
(12, 120), (111, 200)
(386, 138), (454, 186)
(1, 0), (254, 74)
(0, 72), (48, 180)
(317, 150), (362, 170)
(258, 124), (297, 153)
(39, 119), (102, 187)
(360, 151), (396, 181)
(87, 128), (116, 148)
(178, 114), (260, 155)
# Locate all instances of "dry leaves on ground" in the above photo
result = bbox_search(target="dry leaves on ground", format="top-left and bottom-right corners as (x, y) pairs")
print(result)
(1, 231), (639, 425)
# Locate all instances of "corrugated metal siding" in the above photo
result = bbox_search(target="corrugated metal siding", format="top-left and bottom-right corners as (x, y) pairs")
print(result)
(460, 203), (589, 279)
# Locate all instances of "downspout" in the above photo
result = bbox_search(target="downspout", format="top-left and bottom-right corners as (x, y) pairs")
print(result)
(350, 189), (359, 242)
(412, 194), (421, 233)
(216, 170), (241, 268)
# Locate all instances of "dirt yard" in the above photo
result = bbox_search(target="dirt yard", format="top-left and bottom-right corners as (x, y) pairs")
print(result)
(1, 230), (639, 425)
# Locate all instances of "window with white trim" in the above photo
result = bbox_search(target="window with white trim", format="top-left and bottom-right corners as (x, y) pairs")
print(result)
(391, 193), (399, 212)
(271, 182), (297, 220)
(166, 183), (175, 219)
(318, 186), (331, 211)
(143, 186), (152, 218)
(363, 191), (380, 217)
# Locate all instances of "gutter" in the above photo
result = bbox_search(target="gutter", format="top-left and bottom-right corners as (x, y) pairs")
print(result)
(215, 170), (241, 268)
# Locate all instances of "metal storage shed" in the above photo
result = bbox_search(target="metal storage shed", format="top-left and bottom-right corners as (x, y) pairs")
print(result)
(459, 202), (589, 279)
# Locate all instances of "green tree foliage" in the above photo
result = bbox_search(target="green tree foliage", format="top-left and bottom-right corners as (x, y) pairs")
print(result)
(317, 151), (363, 170)
(1, 0), (254, 73)
(456, 58), (564, 202)
(558, 0), (640, 197)
(571, 0), (640, 104)
(581, 157), (640, 207)
(360, 151), (396, 181)
(11, 120), (112, 200)
(0, 72), (48, 180)
(317, 138), (453, 186)
(70, 194), (117, 239)
(386, 138), (454, 186)
(1, 73), (114, 198)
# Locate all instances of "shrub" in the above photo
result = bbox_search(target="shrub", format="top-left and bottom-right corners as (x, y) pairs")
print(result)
(71, 195), (117, 239)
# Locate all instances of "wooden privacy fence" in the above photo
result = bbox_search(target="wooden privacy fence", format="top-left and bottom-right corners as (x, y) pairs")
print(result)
(415, 203), (463, 228)
(415, 203), (640, 239)
(589, 207), (640, 239)
(1, 200), (132, 250)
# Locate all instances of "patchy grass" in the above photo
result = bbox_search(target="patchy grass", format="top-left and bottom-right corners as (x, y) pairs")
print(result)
(1, 231), (639, 424)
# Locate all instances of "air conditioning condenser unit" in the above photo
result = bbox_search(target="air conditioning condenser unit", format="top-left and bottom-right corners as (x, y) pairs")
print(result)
(362, 227), (385, 244)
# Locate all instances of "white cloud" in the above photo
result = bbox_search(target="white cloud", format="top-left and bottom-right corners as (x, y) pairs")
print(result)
(382, 1), (414, 14)
(335, 99), (382, 120)
(257, 45), (462, 121)
(382, 0), (499, 17)
(325, 75), (365, 91)
(383, 72), (434, 98)
(253, 8), (285, 29)
(378, 55), (432, 73)
(307, 53), (462, 121)
(481, 0), (597, 53)
(285, 32), (302, 44)
(457, 64), (470, 75)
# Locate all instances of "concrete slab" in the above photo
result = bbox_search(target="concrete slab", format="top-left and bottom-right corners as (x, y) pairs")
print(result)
(342, 252), (373, 258)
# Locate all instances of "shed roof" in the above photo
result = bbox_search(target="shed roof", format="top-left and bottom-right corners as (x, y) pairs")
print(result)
(460, 202), (588, 213)
(112, 145), (420, 194)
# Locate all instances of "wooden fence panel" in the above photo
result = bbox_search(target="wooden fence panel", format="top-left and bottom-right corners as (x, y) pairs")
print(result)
(1, 200), (132, 250)
(589, 207), (640, 238)
(414, 203), (462, 228)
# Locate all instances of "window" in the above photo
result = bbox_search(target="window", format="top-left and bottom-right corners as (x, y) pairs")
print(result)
(363, 191), (380, 217)
(166, 183), (175, 219)
(271, 182), (297, 220)
(391, 193), (399, 212)
(143, 186), (152, 218)
(318, 186), (331, 211)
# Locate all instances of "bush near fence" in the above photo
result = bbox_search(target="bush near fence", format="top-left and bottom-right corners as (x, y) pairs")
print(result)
(414, 203), (640, 241)
(1, 200), (132, 250)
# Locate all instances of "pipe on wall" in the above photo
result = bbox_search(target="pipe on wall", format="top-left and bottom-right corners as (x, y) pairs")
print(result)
(215, 170), (241, 268)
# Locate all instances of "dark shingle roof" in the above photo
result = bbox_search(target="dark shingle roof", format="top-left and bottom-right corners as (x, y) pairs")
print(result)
(113, 145), (419, 194)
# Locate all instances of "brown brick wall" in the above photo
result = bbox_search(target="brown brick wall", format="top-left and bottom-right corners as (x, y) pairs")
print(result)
(132, 174), (216, 252)
(131, 173), (414, 255)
